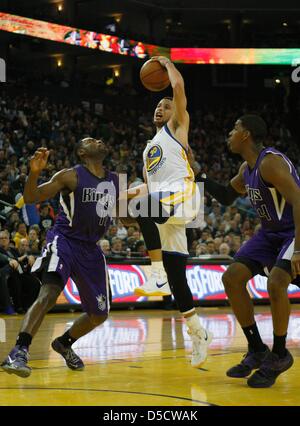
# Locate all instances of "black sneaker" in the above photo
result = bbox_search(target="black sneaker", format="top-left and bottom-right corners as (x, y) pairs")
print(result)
(247, 350), (294, 388)
(51, 338), (84, 371)
(1, 346), (31, 378)
(226, 345), (270, 378)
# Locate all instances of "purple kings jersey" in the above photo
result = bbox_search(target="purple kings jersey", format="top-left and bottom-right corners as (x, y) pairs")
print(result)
(243, 147), (300, 232)
(53, 165), (119, 243)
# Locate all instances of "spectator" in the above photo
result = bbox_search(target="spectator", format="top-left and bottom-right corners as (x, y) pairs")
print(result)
(0, 181), (15, 205)
(107, 225), (118, 243)
(132, 230), (142, 242)
(18, 238), (30, 256)
(0, 149), (7, 173)
(0, 230), (39, 313)
(7, 211), (21, 233)
(213, 237), (223, 252)
(28, 227), (41, 255)
(198, 229), (212, 244)
(232, 235), (242, 253)
(206, 239), (217, 255)
(208, 201), (222, 227)
(99, 239), (111, 256)
(39, 203), (54, 232)
(13, 222), (28, 249)
(0, 233), (21, 314)
(219, 242), (231, 256)
(110, 237), (124, 257)
(195, 243), (208, 256)
(18, 238), (37, 266)
(126, 226), (139, 239)
(116, 221), (128, 240)
(135, 240), (147, 257)
(189, 239), (199, 256)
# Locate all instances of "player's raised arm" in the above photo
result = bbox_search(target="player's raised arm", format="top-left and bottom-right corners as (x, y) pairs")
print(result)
(152, 56), (189, 130)
(24, 148), (76, 204)
(260, 155), (300, 278)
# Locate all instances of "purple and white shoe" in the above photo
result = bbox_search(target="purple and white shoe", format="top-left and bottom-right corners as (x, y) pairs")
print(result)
(1, 346), (31, 378)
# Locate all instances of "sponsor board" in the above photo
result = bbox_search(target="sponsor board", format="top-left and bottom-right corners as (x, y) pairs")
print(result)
(59, 263), (300, 305)
(62, 264), (147, 304)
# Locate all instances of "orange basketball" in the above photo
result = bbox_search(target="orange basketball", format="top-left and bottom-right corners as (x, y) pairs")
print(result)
(140, 59), (170, 92)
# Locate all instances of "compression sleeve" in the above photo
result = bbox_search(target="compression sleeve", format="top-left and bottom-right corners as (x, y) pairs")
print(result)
(195, 173), (240, 205)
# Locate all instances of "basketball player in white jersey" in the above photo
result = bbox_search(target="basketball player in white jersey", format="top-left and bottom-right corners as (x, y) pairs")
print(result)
(129, 56), (212, 368)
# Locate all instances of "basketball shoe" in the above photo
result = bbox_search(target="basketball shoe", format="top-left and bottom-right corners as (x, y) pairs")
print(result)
(134, 270), (171, 297)
(247, 350), (294, 388)
(226, 345), (270, 378)
(1, 346), (31, 378)
(51, 338), (84, 371)
(188, 327), (213, 368)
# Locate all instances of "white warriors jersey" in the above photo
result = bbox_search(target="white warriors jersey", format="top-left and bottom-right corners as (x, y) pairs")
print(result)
(143, 123), (194, 194)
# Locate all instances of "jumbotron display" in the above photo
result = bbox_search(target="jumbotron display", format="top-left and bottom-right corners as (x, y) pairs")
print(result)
(171, 48), (300, 65)
(0, 12), (169, 59)
(1, 12), (300, 65)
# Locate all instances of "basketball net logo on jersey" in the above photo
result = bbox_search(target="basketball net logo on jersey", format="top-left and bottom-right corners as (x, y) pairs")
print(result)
(146, 145), (166, 174)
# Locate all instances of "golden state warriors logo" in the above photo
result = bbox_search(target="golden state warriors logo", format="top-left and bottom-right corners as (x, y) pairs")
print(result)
(146, 145), (163, 172)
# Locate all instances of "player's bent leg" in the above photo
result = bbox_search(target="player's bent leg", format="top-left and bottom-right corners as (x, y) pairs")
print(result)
(22, 283), (62, 336)
(247, 266), (293, 388)
(1, 283), (61, 378)
(222, 262), (255, 326)
(134, 197), (171, 296)
(88, 313), (108, 326)
(223, 263), (270, 378)
(267, 266), (291, 336)
(162, 251), (212, 368)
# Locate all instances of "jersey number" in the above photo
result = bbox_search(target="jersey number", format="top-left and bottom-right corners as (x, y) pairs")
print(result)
(99, 216), (108, 226)
(257, 204), (271, 221)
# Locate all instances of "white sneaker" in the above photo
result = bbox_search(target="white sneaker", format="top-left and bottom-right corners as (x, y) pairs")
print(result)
(187, 328), (213, 368)
(134, 271), (171, 296)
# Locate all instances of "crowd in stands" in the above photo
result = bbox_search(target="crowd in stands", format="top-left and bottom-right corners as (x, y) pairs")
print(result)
(0, 88), (299, 313)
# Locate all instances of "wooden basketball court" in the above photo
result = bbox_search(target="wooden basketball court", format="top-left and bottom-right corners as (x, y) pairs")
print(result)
(0, 306), (300, 406)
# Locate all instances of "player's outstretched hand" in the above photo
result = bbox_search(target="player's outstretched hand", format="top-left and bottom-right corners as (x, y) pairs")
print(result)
(150, 56), (172, 68)
(291, 252), (300, 279)
(30, 148), (50, 174)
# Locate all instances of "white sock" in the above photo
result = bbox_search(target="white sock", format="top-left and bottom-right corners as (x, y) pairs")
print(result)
(185, 312), (202, 333)
(152, 261), (165, 274)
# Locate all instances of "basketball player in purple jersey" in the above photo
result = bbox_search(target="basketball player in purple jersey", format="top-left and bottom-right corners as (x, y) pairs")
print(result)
(195, 114), (300, 387)
(1, 138), (119, 377)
